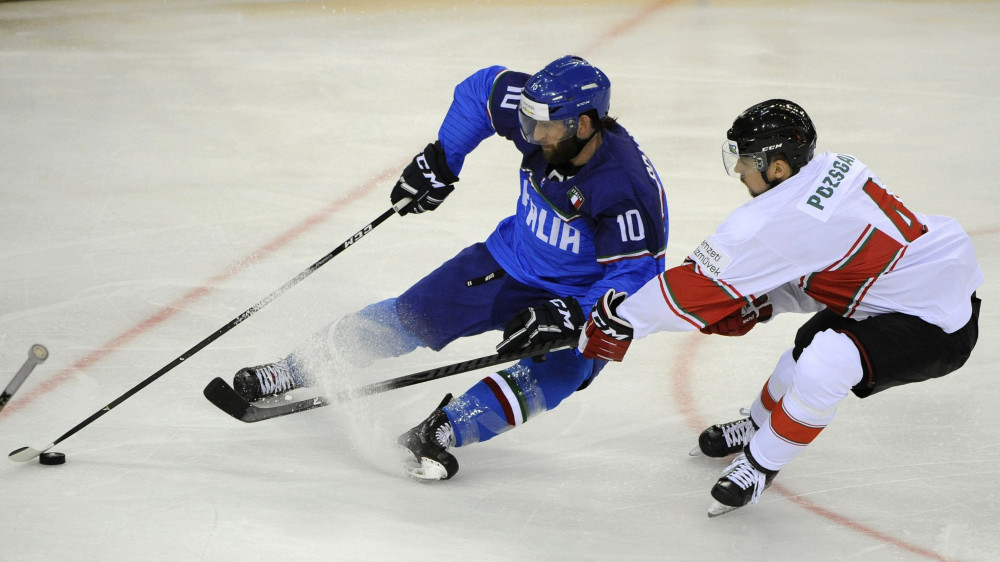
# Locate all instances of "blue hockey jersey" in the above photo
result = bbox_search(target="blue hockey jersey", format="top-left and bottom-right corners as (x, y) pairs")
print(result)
(437, 65), (668, 310)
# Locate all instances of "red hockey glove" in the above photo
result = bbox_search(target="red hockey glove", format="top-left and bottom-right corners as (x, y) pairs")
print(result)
(700, 295), (773, 336)
(580, 289), (634, 362)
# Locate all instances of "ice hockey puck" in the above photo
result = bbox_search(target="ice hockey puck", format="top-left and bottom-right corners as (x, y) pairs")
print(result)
(39, 452), (66, 465)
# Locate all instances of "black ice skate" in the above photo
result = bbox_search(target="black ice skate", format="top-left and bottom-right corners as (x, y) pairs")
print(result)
(690, 409), (758, 457)
(707, 451), (778, 517)
(398, 394), (459, 481)
(232, 357), (311, 402)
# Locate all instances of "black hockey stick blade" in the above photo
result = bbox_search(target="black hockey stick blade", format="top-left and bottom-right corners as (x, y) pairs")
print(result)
(203, 378), (252, 420)
(203, 377), (330, 422)
(204, 337), (577, 423)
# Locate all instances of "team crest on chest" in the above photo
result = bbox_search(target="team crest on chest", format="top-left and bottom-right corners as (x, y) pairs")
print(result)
(568, 186), (584, 210)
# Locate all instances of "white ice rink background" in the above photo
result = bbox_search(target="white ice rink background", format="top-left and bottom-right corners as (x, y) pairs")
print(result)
(1, 1), (998, 560)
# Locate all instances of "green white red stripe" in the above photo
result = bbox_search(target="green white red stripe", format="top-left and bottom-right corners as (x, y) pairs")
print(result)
(483, 370), (530, 427)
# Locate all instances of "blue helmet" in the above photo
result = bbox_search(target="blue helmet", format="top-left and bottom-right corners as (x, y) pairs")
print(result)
(519, 56), (611, 145)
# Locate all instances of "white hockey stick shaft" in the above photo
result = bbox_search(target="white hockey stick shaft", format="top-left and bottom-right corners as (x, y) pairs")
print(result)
(0, 344), (49, 412)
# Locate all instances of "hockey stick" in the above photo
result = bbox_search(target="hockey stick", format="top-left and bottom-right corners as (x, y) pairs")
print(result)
(203, 337), (578, 423)
(9, 205), (403, 463)
(0, 344), (49, 413)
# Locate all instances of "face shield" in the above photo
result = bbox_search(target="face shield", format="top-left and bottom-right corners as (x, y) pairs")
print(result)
(519, 96), (578, 146)
(721, 140), (768, 178)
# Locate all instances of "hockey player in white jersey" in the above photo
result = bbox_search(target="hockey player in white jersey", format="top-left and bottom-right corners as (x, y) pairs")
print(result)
(579, 99), (982, 516)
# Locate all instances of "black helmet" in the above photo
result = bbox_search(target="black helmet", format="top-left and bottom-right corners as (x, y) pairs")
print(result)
(723, 99), (817, 177)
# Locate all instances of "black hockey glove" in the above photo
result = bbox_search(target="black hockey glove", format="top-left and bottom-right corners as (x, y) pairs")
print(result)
(496, 297), (586, 356)
(390, 140), (459, 216)
(580, 289), (634, 362)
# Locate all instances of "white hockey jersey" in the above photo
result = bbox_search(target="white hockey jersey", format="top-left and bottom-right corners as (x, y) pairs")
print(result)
(621, 152), (983, 338)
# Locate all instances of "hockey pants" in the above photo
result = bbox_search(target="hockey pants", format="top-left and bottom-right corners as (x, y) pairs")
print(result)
(310, 242), (606, 447)
(745, 295), (979, 471)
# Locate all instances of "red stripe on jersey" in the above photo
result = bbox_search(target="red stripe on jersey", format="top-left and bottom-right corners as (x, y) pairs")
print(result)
(769, 398), (825, 446)
(759, 378), (779, 413)
(838, 225), (876, 270)
(660, 265), (745, 328)
(658, 274), (702, 329)
(700, 268), (743, 301)
(482, 376), (516, 426)
(803, 227), (905, 315)
(846, 243), (907, 317)
(800, 226), (873, 294)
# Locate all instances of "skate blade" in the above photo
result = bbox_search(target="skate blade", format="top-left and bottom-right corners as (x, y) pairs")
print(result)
(406, 457), (449, 481)
(707, 500), (741, 518)
(689, 445), (705, 457)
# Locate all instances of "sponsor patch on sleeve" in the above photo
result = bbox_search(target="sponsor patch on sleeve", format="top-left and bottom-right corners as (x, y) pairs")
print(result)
(689, 237), (732, 278)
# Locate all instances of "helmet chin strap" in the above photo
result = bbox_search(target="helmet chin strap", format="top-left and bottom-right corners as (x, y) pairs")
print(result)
(758, 156), (790, 190)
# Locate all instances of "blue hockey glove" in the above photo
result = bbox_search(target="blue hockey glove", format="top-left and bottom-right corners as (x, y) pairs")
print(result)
(391, 140), (459, 216)
(496, 297), (585, 355)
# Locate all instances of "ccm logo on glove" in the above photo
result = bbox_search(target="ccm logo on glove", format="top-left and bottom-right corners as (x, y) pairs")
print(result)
(496, 297), (585, 356)
(579, 289), (634, 362)
(391, 140), (459, 216)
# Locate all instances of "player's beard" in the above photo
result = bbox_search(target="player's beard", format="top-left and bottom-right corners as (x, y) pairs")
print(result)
(542, 134), (590, 166)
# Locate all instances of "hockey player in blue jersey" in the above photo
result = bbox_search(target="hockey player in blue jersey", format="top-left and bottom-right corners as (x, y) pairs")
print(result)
(233, 56), (669, 480)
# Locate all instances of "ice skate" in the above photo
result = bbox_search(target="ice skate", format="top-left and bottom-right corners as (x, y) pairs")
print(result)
(232, 357), (311, 402)
(690, 408), (757, 457)
(398, 394), (459, 481)
(707, 452), (778, 517)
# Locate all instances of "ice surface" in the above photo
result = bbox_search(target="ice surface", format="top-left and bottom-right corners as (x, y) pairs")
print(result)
(2, 1), (999, 560)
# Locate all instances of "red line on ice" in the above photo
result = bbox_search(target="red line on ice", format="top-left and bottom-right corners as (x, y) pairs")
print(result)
(2, 1), (981, 557)
(671, 333), (955, 562)
(0, 165), (400, 418)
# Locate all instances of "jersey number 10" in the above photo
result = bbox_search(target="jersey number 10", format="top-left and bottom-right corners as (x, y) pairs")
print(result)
(616, 210), (646, 242)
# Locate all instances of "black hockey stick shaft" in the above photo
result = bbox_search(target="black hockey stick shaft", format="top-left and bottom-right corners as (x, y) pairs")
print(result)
(338, 338), (577, 400)
(0, 344), (49, 413)
(9, 206), (399, 462)
(203, 337), (578, 423)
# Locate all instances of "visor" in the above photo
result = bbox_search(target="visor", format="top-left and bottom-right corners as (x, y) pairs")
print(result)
(721, 140), (768, 178)
(519, 96), (577, 145)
